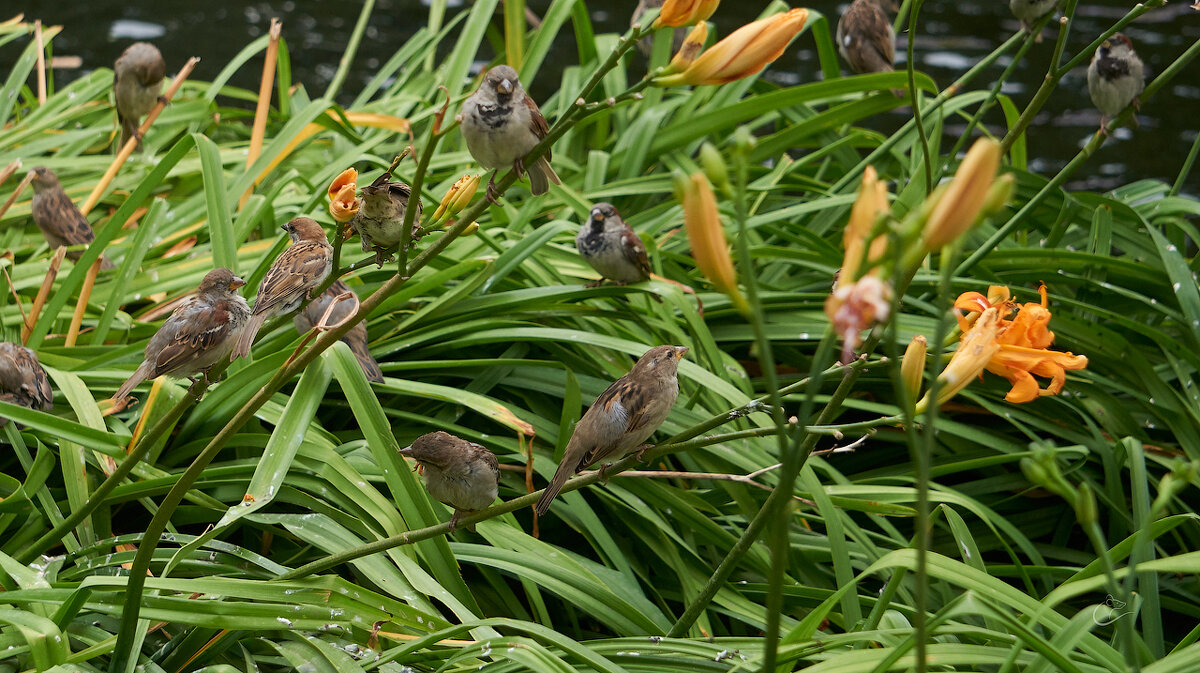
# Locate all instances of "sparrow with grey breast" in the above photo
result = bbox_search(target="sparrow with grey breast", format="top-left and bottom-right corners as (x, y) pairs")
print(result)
(114, 42), (166, 151)
(28, 166), (114, 269)
(837, 0), (903, 96)
(1088, 33), (1145, 132)
(0, 342), (54, 424)
(460, 65), (561, 202)
(112, 268), (250, 404)
(349, 172), (422, 266)
(400, 431), (500, 531)
(231, 217), (333, 360)
(294, 279), (384, 383)
(576, 202), (651, 286)
(535, 345), (687, 515)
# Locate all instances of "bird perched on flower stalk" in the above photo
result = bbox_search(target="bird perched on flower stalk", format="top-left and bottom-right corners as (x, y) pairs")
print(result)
(231, 217), (333, 360)
(113, 42), (165, 151)
(28, 166), (113, 269)
(111, 268), (249, 406)
(1009, 0), (1056, 37)
(350, 172), (422, 266)
(576, 203), (651, 286)
(0, 342), (53, 424)
(400, 431), (500, 531)
(460, 65), (560, 202)
(1087, 33), (1145, 132)
(535, 345), (687, 515)
(294, 279), (383, 383)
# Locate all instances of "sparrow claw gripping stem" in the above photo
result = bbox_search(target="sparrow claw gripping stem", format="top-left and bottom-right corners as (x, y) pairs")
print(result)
(486, 172), (502, 204)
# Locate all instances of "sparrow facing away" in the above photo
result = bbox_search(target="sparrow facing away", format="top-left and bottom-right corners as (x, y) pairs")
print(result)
(460, 65), (561, 202)
(400, 431), (500, 531)
(535, 345), (688, 515)
(293, 279), (384, 383)
(1009, 0), (1057, 35)
(1088, 33), (1145, 131)
(836, 0), (902, 95)
(112, 268), (250, 404)
(576, 202), (651, 286)
(113, 42), (165, 151)
(0, 342), (53, 424)
(349, 172), (422, 266)
(231, 217), (334, 360)
(28, 167), (114, 269)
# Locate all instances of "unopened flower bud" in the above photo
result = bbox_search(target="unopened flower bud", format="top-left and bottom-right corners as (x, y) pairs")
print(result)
(901, 335), (927, 400)
(922, 138), (1002, 251)
(699, 142), (729, 192)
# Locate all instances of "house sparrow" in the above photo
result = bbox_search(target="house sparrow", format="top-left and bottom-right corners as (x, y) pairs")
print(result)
(632, 0), (687, 58)
(460, 65), (561, 202)
(28, 167), (114, 269)
(400, 431), (500, 531)
(836, 0), (902, 95)
(112, 268), (250, 403)
(1009, 0), (1056, 35)
(113, 42), (165, 151)
(576, 202), (651, 286)
(293, 279), (383, 383)
(349, 172), (422, 266)
(535, 345), (687, 515)
(0, 342), (53, 424)
(1088, 33), (1145, 131)
(231, 217), (334, 360)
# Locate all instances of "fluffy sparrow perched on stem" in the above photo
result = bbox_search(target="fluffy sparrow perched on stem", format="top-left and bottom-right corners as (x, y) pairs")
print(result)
(576, 202), (651, 286)
(400, 431), (500, 531)
(113, 42), (165, 150)
(28, 167), (113, 269)
(0, 342), (53, 423)
(231, 217), (333, 360)
(293, 279), (383, 383)
(836, 0), (902, 96)
(1087, 33), (1145, 132)
(460, 65), (561, 202)
(112, 268), (250, 404)
(535, 345), (687, 515)
(350, 172), (422, 266)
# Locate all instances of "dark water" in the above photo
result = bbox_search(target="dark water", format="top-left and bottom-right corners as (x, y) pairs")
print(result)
(11, 0), (1200, 191)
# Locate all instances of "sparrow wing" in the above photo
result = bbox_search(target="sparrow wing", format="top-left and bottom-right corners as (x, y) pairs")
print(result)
(253, 240), (331, 316)
(15, 347), (53, 409)
(40, 191), (96, 247)
(471, 443), (501, 481)
(619, 227), (652, 279)
(525, 94), (552, 162)
(576, 375), (655, 468)
(152, 298), (240, 375)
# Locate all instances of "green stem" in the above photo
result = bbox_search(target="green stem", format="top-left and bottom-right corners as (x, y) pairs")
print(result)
(398, 119), (444, 274)
(907, 0), (932, 192)
(1000, 0), (1077, 154)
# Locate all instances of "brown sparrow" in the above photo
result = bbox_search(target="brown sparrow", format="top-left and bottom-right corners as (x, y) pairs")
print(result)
(112, 268), (249, 403)
(576, 202), (650, 286)
(836, 0), (902, 95)
(400, 431), (500, 531)
(349, 172), (422, 266)
(460, 65), (561, 202)
(0, 342), (53, 424)
(293, 279), (383, 383)
(231, 217), (334, 360)
(1009, 0), (1056, 35)
(113, 42), (165, 150)
(28, 167), (113, 269)
(535, 345), (687, 515)
(1088, 33), (1145, 131)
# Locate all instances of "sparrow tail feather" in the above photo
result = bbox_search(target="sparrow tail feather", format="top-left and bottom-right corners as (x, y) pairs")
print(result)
(348, 339), (384, 383)
(119, 116), (142, 152)
(528, 157), (560, 196)
(231, 314), (267, 360)
(113, 361), (154, 402)
(535, 457), (576, 515)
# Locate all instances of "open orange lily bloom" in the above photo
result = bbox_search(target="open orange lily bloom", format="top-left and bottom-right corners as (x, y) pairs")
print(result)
(327, 168), (361, 223)
(953, 285), (1088, 403)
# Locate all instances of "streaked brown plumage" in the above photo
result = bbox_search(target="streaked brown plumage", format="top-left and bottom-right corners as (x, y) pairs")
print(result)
(114, 42), (165, 151)
(231, 217), (333, 360)
(349, 172), (422, 266)
(400, 431), (500, 530)
(836, 0), (902, 95)
(576, 202), (651, 285)
(0, 342), (53, 424)
(28, 167), (113, 269)
(535, 345), (687, 515)
(294, 279), (383, 383)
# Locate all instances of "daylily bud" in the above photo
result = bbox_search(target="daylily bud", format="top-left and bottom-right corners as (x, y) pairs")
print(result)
(328, 168), (357, 201)
(841, 166), (889, 282)
(678, 171), (749, 315)
(699, 142), (729, 192)
(461, 221), (479, 235)
(901, 335), (927, 400)
(432, 175), (479, 222)
(654, 0), (720, 28)
(653, 9), (808, 87)
(922, 138), (1002, 251)
(329, 184), (360, 223)
(666, 22), (709, 73)
(981, 173), (1015, 217)
(1074, 482), (1097, 526)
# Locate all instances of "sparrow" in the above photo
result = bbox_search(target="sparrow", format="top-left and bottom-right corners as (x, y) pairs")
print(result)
(293, 279), (384, 383)
(1088, 33), (1145, 132)
(460, 65), (561, 202)
(0, 342), (54, 424)
(535, 345), (687, 515)
(400, 431), (500, 531)
(231, 217), (334, 360)
(576, 202), (651, 286)
(632, 0), (687, 58)
(836, 0), (903, 96)
(113, 42), (166, 151)
(28, 166), (114, 269)
(1009, 0), (1057, 35)
(112, 268), (250, 404)
(349, 172), (422, 266)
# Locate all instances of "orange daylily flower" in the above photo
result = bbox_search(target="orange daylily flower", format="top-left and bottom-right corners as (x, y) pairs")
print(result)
(826, 166), (893, 364)
(654, 0), (720, 28)
(654, 9), (808, 87)
(921, 138), (1002, 251)
(328, 168), (361, 223)
(667, 22), (709, 73)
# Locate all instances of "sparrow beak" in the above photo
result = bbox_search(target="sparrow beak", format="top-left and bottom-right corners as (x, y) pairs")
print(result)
(591, 209), (605, 222)
(398, 446), (413, 456)
(280, 224), (290, 233)
(229, 276), (246, 290)
(674, 346), (689, 359)
(497, 78), (513, 95)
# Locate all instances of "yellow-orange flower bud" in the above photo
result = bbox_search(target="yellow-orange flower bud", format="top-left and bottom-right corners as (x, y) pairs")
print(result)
(328, 168), (357, 202)
(901, 335), (927, 400)
(329, 184), (360, 223)
(677, 171), (748, 315)
(654, 9), (808, 87)
(922, 138), (1002, 251)
(433, 175), (480, 222)
(666, 22), (709, 73)
(841, 165), (889, 282)
(653, 0), (720, 28)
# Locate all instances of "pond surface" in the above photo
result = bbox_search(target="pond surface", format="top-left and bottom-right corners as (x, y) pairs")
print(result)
(12, 0), (1200, 192)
